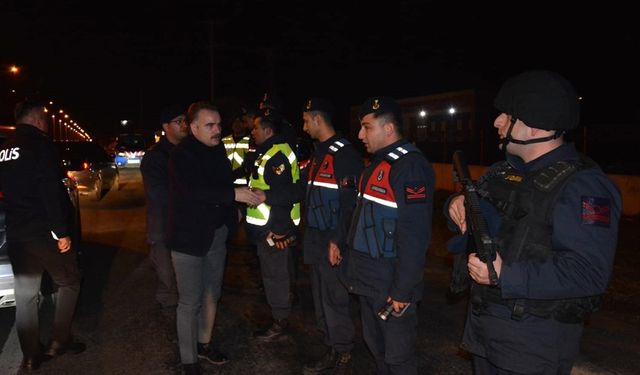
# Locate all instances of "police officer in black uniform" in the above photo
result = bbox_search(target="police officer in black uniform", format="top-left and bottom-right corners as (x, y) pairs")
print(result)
(342, 97), (435, 375)
(0, 99), (85, 371)
(300, 98), (362, 375)
(446, 70), (622, 375)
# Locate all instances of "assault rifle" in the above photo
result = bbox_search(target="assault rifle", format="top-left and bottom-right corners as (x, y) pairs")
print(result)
(452, 150), (499, 286)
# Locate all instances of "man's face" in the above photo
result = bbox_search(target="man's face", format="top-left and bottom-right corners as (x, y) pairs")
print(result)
(251, 117), (270, 146)
(163, 114), (188, 144)
(493, 112), (528, 154)
(302, 112), (318, 139)
(358, 113), (389, 153)
(190, 109), (222, 147)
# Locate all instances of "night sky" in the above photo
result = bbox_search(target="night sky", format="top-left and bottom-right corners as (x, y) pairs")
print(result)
(1, 1), (638, 141)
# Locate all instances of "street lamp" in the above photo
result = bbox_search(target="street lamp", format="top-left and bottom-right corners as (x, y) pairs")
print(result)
(9, 65), (19, 75)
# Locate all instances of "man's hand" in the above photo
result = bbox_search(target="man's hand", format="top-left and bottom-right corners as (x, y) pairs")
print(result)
(328, 241), (342, 266)
(252, 188), (267, 205)
(267, 231), (291, 250)
(58, 236), (72, 253)
(468, 252), (502, 285)
(448, 194), (467, 234)
(234, 187), (261, 206)
(386, 296), (409, 313)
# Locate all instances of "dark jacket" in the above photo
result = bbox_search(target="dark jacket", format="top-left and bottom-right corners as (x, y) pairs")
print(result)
(140, 136), (174, 245)
(303, 135), (362, 263)
(167, 135), (236, 256)
(343, 139), (435, 302)
(447, 143), (622, 372)
(0, 124), (72, 241)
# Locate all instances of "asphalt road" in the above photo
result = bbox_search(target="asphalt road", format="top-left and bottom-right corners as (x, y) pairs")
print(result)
(0, 167), (638, 374)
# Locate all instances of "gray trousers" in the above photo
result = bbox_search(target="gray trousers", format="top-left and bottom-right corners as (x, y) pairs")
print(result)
(171, 226), (228, 365)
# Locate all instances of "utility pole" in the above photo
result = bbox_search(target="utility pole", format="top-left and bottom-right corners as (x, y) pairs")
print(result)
(209, 19), (215, 102)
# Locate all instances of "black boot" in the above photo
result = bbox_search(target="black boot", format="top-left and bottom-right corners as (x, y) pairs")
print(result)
(332, 351), (353, 375)
(197, 342), (228, 365)
(182, 363), (201, 375)
(253, 318), (289, 342)
(303, 348), (337, 374)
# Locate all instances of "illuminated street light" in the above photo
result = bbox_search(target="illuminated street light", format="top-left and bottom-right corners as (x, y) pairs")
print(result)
(419, 110), (427, 118)
(121, 119), (129, 126)
(9, 65), (19, 74)
(448, 107), (456, 115)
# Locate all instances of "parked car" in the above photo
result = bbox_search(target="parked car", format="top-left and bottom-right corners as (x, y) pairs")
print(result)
(0, 125), (82, 308)
(56, 141), (120, 200)
(114, 133), (146, 167)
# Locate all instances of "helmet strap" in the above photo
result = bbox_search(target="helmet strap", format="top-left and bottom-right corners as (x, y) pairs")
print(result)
(500, 116), (564, 150)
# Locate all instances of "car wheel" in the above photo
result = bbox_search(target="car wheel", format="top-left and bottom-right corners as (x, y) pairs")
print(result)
(94, 175), (105, 200)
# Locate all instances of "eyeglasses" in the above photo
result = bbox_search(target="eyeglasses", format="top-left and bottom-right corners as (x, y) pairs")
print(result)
(169, 117), (186, 125)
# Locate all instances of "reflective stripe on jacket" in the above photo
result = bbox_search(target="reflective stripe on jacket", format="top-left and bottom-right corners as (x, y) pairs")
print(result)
(247, 143), (301, 226)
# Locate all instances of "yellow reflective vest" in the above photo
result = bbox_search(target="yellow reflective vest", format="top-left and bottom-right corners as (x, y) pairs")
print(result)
(246, 142), (301, 227)
(222, 134), (250, 185)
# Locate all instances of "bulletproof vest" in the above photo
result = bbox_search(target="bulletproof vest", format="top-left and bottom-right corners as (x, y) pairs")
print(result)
(306, 138), (349, 231)
(474, 155), (603, 323)
(350, 143), (420, 258)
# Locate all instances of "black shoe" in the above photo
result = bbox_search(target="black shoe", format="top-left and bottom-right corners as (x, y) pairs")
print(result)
(20, 356), (41, 371)
(333, 351), (353, 375)
(182, 363), (201, 375)
(43, 339), (86, 361)
(303, 348), (337, 374)
(197, 342), (228, 365)
(253, 319), (289, 342)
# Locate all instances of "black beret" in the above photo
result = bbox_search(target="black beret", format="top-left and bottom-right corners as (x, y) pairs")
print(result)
(358, 96), (401, 121)
(494, 70), (580, 130)
(159, 104), (186, 124)
(302, 98), (335, 116)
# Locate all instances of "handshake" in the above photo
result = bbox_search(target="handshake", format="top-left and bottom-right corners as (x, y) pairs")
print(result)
(234, 186), (264, 207)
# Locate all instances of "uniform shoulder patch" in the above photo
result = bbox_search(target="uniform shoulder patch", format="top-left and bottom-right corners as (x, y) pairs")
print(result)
(581, 196), (611, 227)
(272, 163), (285, 175)
(404, 182), (427, 203)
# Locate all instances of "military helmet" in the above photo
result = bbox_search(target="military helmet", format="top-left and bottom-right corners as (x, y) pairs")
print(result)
(494, 70), (580, 130)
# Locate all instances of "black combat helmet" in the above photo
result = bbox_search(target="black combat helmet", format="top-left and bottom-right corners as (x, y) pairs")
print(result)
(494, 70), (580, 130)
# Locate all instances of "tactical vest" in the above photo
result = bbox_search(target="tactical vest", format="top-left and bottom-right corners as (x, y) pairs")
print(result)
(223, 135), (250, 185)
(475, 156), (603, 323)
(246, 142), (301, 227)
(306, 139), (349, 231)
(351, 143), (420, 258)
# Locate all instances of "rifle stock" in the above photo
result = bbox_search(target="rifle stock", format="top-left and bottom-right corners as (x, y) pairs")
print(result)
(452, 150), (499, 286)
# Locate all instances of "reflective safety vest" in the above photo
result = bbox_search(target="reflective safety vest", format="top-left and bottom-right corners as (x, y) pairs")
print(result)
(306, 139), (349, 231)
(222, 135), (250, 185)
(351, 143), (419, 258)
(246, 142), (301, 227)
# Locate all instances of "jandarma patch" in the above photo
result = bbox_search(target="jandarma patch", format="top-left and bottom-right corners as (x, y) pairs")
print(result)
(581, 196), (611, 227)
(405, 182), (427, 203)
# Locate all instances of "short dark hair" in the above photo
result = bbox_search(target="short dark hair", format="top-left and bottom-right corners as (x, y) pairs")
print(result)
(186, 101), (219, 124)
(14, 99), (45, 123)
(255, 108), (283, 134)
